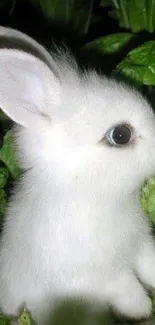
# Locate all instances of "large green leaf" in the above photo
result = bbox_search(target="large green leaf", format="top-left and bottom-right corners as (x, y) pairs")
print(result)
(83, 33), (133, 54)
(117, 41), (155, 85)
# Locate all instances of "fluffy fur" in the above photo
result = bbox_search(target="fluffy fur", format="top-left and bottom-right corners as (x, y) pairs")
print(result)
(0, 27), (155, 325)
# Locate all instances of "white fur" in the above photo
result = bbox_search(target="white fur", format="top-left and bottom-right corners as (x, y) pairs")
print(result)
(0, 28), (155, 325)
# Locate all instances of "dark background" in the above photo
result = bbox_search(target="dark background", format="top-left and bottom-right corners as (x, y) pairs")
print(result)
(0, 0), (118, 48)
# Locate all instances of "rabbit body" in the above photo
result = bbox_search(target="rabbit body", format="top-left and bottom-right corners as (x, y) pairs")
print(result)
(0, 27), (155, 325)
(0, 164), (154, 324)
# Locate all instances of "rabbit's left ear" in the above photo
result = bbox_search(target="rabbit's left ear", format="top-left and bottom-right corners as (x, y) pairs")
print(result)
(0, 49), (61, 128)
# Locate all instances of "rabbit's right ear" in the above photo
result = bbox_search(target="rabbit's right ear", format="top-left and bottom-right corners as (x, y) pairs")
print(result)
(0, 26), (57, 71)
(0, 48), (61, 129)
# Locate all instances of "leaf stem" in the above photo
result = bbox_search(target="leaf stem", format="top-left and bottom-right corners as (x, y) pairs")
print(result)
(83, 0), (94, 35)
(147, 0), (155, 33)
(118, 0), (130, 28)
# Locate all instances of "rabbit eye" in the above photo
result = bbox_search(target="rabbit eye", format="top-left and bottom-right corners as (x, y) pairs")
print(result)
(106, 124), (132, 146)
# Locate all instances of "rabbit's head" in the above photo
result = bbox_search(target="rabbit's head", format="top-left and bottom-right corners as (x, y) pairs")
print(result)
(0, 35), (155, 196)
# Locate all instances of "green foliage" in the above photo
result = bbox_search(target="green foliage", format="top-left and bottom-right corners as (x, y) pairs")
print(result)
(26, 0), (94, 36)
(0, 129), (20, 225)
(0, 168), (9, 189)
(0, 313), (9, 325)
(17, 308), (36, 325)
(0, 168), (8, 224)
(0, 308), (36, 325)
(117, 41), (155, 85)
(99, 0), (155, 33)
(141, 177), (155, 225)
(82, 33), (133, 54)
(0, 130), (20, 180)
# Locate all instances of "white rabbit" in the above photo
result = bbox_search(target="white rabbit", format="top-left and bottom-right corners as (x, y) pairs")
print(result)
(0, 28), (155, 325)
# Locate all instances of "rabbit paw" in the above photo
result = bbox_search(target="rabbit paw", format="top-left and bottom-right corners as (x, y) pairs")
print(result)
(135, 240), (155, 290)
(106, 271), (152, 319)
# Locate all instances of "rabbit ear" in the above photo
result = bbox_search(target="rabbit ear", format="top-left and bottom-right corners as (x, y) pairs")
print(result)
(0, 26), (57, 72)
(0, 48), (61, 128)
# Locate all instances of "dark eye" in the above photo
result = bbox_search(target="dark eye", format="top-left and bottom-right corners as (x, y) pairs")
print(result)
(106, 124), (132, 146)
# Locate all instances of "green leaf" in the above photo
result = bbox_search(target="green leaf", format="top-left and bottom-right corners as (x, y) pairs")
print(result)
(0, 167), (9, 189)
(0, 130), (20, 180)
(17, 308), (36, 325)
(0, 313), (9, 325)
(127, 0), (147, 32)
(83, 33), (133, 54)
(141, 176), (155, 225)
(109, 0), (155, 33)
(117, 41), (155, 85)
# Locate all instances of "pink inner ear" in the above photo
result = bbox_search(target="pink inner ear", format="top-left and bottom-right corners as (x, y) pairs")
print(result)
(0, 48), (61, 126)
(8, 63), (46, 113)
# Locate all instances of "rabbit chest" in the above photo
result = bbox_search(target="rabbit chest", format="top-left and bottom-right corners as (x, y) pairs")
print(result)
(3, 165), (149, 290)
